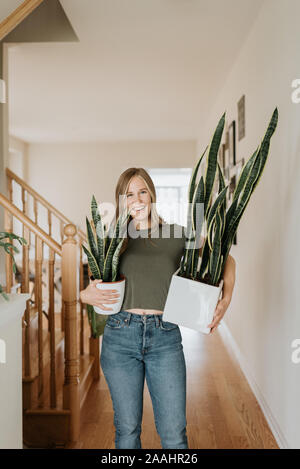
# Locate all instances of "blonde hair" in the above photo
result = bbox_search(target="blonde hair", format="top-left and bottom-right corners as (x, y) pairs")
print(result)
(114, 167), (165, 255)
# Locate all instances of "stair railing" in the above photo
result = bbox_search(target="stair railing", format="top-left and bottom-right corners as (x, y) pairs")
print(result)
(0, 193), (80, 439)
(6, 168), (87, 355)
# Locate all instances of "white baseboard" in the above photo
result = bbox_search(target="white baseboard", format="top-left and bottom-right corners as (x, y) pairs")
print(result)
(218, 319), (289, 449)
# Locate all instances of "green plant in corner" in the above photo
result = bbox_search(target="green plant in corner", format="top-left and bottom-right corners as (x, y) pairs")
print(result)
(179, 107), (279, 287)
(0, 231), (27, 300)
(82, 195), (131, 338)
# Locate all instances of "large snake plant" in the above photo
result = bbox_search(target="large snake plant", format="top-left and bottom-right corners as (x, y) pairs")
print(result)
(82, 195), (131, 337)
(179, 107), (278, 287)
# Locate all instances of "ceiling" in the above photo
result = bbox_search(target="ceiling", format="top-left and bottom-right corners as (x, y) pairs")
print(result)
(8, 0), (265, 143)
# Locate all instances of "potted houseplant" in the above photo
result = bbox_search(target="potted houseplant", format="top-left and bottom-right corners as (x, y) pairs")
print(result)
(82, 195), (131, 338)
(163, 107), (278, 333)
(0, 231), (27, 300)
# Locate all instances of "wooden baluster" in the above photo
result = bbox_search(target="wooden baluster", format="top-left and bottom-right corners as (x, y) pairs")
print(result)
(21, 190), (30, 294)
(60, 220), (65, 332)
(22, 204), (31, 379)
(48, 247), (56, 408)
(4, 208), (13, 293)
(47, 209), (52, 333)
(48, 209), (52, 237)
(33, 197), (38, 224)
(7, 173), (13, 203)
(35, 236), (44, 405)
(20, 188), (33, 407)
(7, 176), (15, 289)
(79, 236), (84, 355)
(62, 224), (80, 442)
(21, 187), (25, 213)
(33, 198), (38, 305)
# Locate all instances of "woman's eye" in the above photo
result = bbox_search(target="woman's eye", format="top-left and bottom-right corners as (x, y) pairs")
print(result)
(126, 191), (146, 197)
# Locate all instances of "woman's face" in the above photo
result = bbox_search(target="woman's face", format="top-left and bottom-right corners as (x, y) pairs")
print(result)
(125, 176), (152, 222)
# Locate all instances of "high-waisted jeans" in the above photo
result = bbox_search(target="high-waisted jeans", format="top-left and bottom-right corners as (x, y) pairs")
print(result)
(100, 310), (189, 449)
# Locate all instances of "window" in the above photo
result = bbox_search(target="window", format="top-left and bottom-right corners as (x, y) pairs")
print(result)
(146, 168), (192, 227)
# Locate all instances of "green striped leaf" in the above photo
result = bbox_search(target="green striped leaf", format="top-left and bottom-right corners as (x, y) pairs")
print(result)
(91, 195), (105, 277)
(111, 239), (125, 281)
(86, 216), (98, 261)
(209, 208), (222, 284)
(203, 112), (226, 217)
(188, 176), (205, 278)
(232, 146), (259, 204)
(82, 244), (101, 279)
(217, 162), (226, 193)
(206, 185), (228, 231)
(252, 107), (278, 193)
(197, 237), (210, 280)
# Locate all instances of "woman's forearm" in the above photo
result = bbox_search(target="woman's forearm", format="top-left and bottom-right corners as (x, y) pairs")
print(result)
(222, 254), (236, 300)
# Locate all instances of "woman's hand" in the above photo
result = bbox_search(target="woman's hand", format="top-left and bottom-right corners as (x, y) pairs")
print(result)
(207, 254), (236, 333)
(79, 279), (120, 312)
(207, 295), (232, 333)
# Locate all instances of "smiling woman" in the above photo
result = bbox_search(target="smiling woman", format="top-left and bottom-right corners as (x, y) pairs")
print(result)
(115, 168), (188, 314)
(80, 167), (190, 449)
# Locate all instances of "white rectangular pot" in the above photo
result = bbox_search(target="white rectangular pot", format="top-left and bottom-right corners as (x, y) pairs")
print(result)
(93, 275), (126, 315)
(162, 268), (224, 334)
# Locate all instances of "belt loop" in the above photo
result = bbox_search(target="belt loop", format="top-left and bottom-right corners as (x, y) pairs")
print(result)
(125, 312), (132, 326)
(155, 315), (160, 328)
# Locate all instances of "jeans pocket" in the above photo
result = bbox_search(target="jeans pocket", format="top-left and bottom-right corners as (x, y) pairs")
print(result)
(159, 320), (178, 331)
(106, 316), (123, 329)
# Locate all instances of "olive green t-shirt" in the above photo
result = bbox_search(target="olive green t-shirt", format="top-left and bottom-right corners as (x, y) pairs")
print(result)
(119, 222), (187, 311)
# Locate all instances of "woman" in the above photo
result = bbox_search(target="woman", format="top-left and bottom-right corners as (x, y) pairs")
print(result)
(80, 167), (236, 449)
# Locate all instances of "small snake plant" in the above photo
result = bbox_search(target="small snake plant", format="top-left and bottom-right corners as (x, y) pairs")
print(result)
(179, 107), (279, 287)
(0, 231), (27, 300)
(82, 195), (131, 337)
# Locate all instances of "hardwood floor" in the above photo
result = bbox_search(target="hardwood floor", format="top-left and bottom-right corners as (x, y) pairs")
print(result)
(68, 324), (279, 449)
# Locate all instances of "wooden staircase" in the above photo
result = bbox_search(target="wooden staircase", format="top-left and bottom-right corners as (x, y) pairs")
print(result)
(1, 168), (100, 448)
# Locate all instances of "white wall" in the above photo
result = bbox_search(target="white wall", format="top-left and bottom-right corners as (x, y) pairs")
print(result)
(26, 140), (196, 236)
(196, 0), (300, 449)
(9, 135), (28, 180)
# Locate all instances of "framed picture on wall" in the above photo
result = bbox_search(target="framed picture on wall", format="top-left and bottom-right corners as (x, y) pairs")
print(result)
(228, 120), (236, 166)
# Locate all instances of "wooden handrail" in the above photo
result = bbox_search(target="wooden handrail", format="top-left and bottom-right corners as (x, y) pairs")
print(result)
(0, 192), (61, 255)
(0, 0), (44, 41)
(6, 168), (86, 240)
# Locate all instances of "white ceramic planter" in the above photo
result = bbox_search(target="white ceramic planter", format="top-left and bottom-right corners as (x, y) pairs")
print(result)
(93, 275), (126, 315)
(163, 268), (224, 334)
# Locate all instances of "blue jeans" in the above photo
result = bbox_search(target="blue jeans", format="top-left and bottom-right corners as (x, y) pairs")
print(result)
(100, 310), (189, 449)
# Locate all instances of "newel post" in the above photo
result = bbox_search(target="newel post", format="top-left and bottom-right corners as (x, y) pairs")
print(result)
(62, 223), (80, 442)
